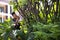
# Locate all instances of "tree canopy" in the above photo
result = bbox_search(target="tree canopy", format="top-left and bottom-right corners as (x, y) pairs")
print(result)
(10, 0), (60, 24)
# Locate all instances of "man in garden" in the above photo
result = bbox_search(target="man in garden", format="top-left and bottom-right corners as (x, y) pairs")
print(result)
(10, 12), (23, 40)
(11, 12), (21, 30)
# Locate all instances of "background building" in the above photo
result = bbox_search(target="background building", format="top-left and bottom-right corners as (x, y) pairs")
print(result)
(0, 0), (13, 23)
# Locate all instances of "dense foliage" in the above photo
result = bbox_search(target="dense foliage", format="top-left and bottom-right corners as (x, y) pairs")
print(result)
(0, 21), (60, 40)
(0, 0), (60, 40)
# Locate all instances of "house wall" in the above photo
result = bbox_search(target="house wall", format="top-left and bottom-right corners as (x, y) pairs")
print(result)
(0, 4), (6, 20)
(0, 1), (13, 23)
(0, 4), (6, 13)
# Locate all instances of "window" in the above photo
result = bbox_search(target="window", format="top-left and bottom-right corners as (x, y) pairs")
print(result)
(6, 5), (8, 13)
(0, 18), (4, 23)
(0, 7), (4, 12)
(0, 18), (2, 23)
(10, 6), (12, 13)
